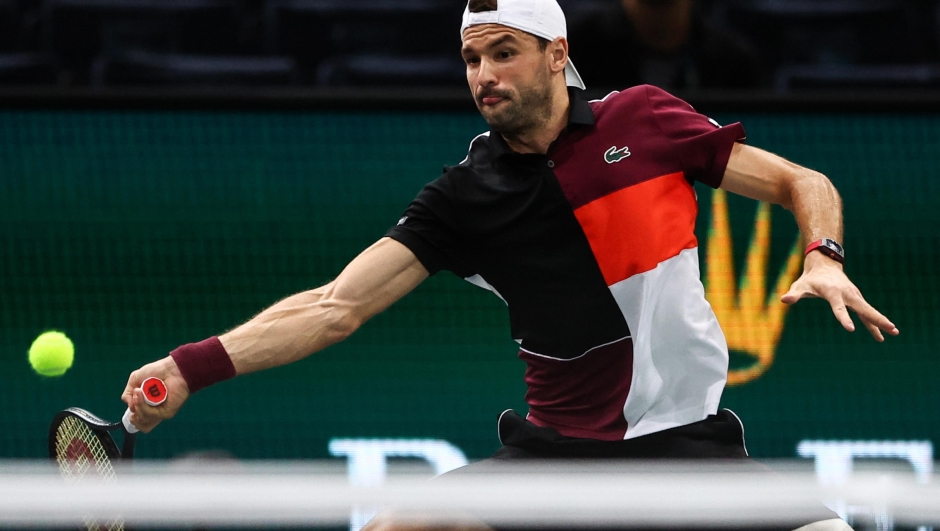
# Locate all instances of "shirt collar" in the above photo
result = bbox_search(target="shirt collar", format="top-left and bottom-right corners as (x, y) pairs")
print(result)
(489, 90), (595, 158)
(567, 90), (595, 127)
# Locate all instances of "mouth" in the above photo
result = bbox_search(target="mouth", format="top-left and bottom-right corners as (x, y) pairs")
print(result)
(477, 90), (510, 107)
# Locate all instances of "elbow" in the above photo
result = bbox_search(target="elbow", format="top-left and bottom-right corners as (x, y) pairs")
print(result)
(805, 168), (841, 207)
(781, 167), (834, 212)
(777, 182), (797, 213)
(322, 301), (362, 344)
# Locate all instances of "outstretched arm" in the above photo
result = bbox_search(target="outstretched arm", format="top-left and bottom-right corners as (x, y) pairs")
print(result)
(720, 143), (899, 341)
(122, 237), (428, 431)
(220, 237), (428, 374)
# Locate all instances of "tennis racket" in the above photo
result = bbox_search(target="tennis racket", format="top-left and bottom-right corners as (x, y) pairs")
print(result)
(48, 407), (133, 531)
(48, 377), (168, 464)
(47, 377), (168, 530)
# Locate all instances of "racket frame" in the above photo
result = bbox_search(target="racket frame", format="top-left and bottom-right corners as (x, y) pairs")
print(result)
(48, 407), (137, 460)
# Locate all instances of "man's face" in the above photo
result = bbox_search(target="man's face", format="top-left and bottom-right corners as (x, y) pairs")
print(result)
(461, 24), (554, 135)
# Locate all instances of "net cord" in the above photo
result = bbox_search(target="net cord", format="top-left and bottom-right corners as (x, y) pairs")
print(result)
(0, 462), (937, 528)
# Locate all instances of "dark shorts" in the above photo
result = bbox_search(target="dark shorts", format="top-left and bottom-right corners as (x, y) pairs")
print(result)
(437, 409), (840, 531)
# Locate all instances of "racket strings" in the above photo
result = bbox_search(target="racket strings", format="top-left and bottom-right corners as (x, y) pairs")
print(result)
(54, 417), (116, 481)
(53, 417), (124, 531)
(82, 515), (125, 531)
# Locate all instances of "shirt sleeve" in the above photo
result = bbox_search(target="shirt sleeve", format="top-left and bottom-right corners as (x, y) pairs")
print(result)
(645, 85), (746, 188)
(385, 175), (474, 278)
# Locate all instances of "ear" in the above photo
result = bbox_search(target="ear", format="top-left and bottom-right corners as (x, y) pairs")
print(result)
(547, 37), (569, 75)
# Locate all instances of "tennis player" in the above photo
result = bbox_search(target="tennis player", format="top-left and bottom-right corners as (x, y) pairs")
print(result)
(123, 0), (898, 529)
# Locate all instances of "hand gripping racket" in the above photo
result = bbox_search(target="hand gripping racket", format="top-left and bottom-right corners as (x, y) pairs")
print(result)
(49, 377), (168, 463)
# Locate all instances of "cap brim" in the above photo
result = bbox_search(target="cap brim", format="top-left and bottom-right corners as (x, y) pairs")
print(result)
(565, 59), (585, 90)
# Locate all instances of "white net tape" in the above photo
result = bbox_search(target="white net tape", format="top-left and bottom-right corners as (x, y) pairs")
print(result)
(0, 461), (937, 528)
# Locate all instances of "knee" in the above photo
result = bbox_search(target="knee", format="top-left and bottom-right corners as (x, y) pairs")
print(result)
(793, 518), (854, 531)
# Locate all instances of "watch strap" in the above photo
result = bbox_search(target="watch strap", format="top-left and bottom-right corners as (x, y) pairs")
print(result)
(805, 238), (844, 264)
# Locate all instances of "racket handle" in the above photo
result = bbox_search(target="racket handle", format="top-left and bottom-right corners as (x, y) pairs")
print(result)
(122, 377), (168, 434)
(122, 408), (140, 434)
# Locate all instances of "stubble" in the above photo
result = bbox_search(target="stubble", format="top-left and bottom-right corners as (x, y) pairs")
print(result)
(476, 64), (554, 138)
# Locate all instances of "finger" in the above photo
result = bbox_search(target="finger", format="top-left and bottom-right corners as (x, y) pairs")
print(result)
(859, 312), (899, 339)
(128, 389), (140, 424)
(826, 296), (856, 332)
(845, 294), (899, 337)
(781, 282), (814, 305)
(780, 290), (799, 305)
(122, 386), (134, 408)
(862, 319), (884, 342)
(122, 372), (140, 407)
(132, 389), (158, 433)
(129, 386), (139, 414)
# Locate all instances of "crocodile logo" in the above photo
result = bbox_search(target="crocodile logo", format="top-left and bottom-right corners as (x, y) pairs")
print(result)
(604, 146), (631, 164)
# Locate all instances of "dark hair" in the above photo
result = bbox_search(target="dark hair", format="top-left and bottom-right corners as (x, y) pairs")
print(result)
(468, 0), (498, 12)
(467, 0), (551, 51)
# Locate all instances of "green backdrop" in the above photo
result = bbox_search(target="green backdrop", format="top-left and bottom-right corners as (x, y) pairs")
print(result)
(1, 108), (937, 461)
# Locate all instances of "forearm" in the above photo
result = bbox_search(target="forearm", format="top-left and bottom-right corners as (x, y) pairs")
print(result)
(784, 167), (844, 248)
(218, 282), (356, 375)
(722, 144), (843, 250)
(213, 238), (426, 376)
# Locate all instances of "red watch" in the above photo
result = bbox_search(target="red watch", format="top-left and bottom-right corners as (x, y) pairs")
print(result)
(805, 238), (844, 264)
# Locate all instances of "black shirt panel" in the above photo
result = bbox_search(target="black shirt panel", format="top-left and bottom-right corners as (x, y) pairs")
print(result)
(386, 132), (630, 358)
(386, 172), (475, 278)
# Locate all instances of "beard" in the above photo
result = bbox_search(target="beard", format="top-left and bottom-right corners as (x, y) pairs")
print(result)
(475, 65), (554, 137)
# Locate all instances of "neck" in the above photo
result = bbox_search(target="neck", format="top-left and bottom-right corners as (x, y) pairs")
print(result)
(501, 87), (571, 154)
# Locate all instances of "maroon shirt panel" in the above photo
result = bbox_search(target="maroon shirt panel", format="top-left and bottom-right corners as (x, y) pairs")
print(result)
(521, 338), (634, 441)
(551, 85), (745, 211)
(644, 85), (747, 188)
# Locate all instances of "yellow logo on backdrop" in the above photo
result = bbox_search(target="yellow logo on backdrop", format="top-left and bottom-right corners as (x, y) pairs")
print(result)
(705, 190), (803, 386)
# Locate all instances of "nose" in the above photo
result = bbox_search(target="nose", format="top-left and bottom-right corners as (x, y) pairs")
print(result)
(474, 57), (498, 89)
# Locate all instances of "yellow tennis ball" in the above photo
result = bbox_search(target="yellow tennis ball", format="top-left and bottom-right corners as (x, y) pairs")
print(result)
(28, 331), (74, 377)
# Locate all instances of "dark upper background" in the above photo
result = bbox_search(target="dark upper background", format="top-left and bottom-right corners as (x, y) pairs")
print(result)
(3, 0), (940, 93)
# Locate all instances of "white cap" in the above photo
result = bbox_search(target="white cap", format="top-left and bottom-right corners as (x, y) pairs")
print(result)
(460, 0), (585, 90)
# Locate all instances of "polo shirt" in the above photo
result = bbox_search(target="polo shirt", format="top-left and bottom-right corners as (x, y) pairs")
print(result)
(386, 84), (746, 441)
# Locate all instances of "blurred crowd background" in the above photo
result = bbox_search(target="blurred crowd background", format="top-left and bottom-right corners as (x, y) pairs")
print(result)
(2, 0), (940, 92)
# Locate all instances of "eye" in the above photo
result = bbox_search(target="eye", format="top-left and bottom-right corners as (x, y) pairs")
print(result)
(464, 56), (480, 66)
(498, 50), (512, 59)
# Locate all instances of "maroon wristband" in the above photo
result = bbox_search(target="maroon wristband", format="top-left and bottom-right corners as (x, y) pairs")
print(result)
(169, 336), (236, 393)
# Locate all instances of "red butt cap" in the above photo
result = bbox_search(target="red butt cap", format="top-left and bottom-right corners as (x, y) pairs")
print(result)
(169, 336), (236, 393)
(140, 377), (168, 406)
